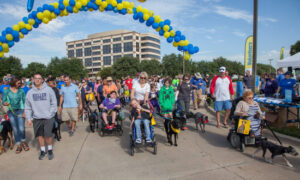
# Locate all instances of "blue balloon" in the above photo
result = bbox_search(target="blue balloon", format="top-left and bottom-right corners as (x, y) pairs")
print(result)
(133, 13), (139, 20)
(167, 37), (173, 43)
(0, 36), (7, 43)
(169, 26), (173, 31)
(27, 0), (34, 12)
(49, 5), (55, 12)
(164, 19), (171, 25)
(23, 17), (29, 24)
(180, 35), (186, 41)
(159, 29), (164, 36)
(194, 46), (199, 53)
(175, 31), (181, 37)
(66, 6), (73, 13)
(20, 28), (28, 35)
(159, 21), (164, 28)
(33, 23), (39, 28)
(183, 46), (188, 51)
(43, 4), (49, 10)
(0, 46), (3, 52)
(174, 36), (180, 42)
(7, 41), (14, 48)
(133, 7), (137, 13)
(28, 13), (33, 19)
(87, 2), (93, 8)
(12, 31), (19, 39)
(37, 7), (43, 12)
(121, 9), (127, 15)
(177, 46), (183, 51)
(14, 37), (20, 42)
(90, 0), (96, 2)
(93, 4), (98, 10)
(117, 0), (123, 3)
(152, 22), (159, 29)
(58, 4), (65, 10)
(6, 27), (13, 34)
(54, 9), (61, 15)
(2, 31), (7, 37)
(148, 17), (154, 24)
(137, 12), (143, 19)
(69, 0), (76, 6)
(31, 11), (37, 18)
(188, 44), (194, 54)
(106, 4), (113, 10)
(146, 21), (152, 27)
(139, 18), (145, 23)
(35, 18), (42, 24)
(59, 0), (64, 4)
(113, 7), (118, 13)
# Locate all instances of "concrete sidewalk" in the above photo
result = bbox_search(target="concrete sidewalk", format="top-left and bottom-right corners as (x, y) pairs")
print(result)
(0, 107), (299, 180)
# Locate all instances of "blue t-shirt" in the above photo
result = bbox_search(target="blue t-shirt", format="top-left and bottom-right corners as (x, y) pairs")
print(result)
(60, 83), (80, 108)
(279, 78), (296, 96)
(0, 84), (10, 99)
(88, 82), (95, 92)
(190, 77), (203, 90)
(57, 81), (65, 89)
(201, 81), (206, 95)
(276, 74), (284, 84)
(21, 86), (30, 95)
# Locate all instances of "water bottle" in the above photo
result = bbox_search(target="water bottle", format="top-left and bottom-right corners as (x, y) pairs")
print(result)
(119, 111), (125, 121)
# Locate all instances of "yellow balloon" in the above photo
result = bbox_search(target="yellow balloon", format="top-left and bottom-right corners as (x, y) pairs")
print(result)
(43, 10), (51, 18)
(95, 0), (102, 5)
(127, 8), (133, 14)
(76, 1), (82, 9)
(25, 24), (32, 31)
(179, 40), (185, 46)
(184, 52), (191, 60)
(106, 0), (112, 3)
(173, 42), (178, 47)
(82, 0), (88, 6)
(63, 0), (69, 7)
(130, 2), (135, 8)
(111, 0), (117, 7)
(99, 7), (105, 12)
(28, 19), (35, 25)
(6, 34), (13, 41)
(184, 40), (189, 46)
(123, 1), (130, 8)
(154, 15), (161, 23)
(73, 7), (79, 13)
(101, 1), (108, 8)
(42, 18), (49, 24)
(142, 8), (148, 14)
(117, 3), (123, 10)
(51, 12), (57, 19)
(19, 32), (24, 39)
(164, 32), (170, 38)
(136, 5), (142, 12)
(163, 25), (169, 32)
(156, 27), (161, 32)
(37, 12), (44, 20)
(138, 0), (146, 2)
(53, 2), (59, 9)
(0, 52), (4, 58)
(18, 21), (26, 29)
(12, 24), (20, 31)
(149, 10), (154, 16)
(63, 9), (69, 16)
(88, 8), (94, 11)
(2, 43), (9, 53)
(170, 30), (175, 37)
(143, 14), (149, 21)
(0, 42), (2, 46)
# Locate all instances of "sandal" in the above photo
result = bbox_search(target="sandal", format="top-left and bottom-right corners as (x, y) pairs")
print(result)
(16, 145), (22, 154)
(223, 123), (229, 128)
(21, 142), (30, 151)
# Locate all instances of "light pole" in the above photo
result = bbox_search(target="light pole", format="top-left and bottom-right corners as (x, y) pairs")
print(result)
(252, 0), (258, 93)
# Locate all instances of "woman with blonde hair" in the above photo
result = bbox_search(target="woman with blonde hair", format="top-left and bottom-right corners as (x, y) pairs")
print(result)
(130, 72), (150, 105)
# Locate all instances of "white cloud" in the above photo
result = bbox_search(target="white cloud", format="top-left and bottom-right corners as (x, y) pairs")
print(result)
(205, 35), (212, 39)
(6, 53), (51, 67)
(0, 4), (27, 19)
(233, 31), (246, 38)
(37, 19), (67, 34)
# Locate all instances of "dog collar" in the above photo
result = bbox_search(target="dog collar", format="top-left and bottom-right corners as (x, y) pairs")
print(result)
(171, 124), (180, 134)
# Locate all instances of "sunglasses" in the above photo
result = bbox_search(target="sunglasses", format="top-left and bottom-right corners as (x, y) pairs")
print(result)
(185, 78), (189, 80)
(247, 97), (253, 100)
(140, 77), (146, 79)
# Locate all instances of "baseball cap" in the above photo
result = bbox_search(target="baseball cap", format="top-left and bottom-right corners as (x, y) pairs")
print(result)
(219, 66), (226, 73)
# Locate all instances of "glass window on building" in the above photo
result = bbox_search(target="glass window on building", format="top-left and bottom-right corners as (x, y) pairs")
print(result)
(136, 54), (140, 60)
(93, 40), (101, 43)
(85, 58), (92, 67)
(103, 45), (111, 54)
(76, 49), (83, 57)
(124, 42), (133, 52)
(136, 42), (139, 52)
(92, 46), (100, 50)
(103, 56), (111, 65)
(92, 51), (101, 55)
(141, 48), (160, 54)
(113, 55), (122, 64)
(103, 39), (111, 43)
(68, 44), (74, 48)
(113, 43), (122, 53)
(124, 36), (133, 40)
(84, 42), (91, 46)
(93, 68), (101, 72)
(136, 36), (139, 40)
(92, 57), (101, 61)
(76, 43), (82, 47)
(84, 47), (92, 56)
(124, 54), (133, 57)
(141, 42), (160, 49)
(113, 37), (121, 42)
(68, 50), (74, 58)
(141, 54), (160, 59)
(141, 36), (160, 43)
(93, 63), (101, 66)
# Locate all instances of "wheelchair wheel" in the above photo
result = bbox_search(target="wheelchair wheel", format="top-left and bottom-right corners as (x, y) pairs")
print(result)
(153, 142), (157, 155)
(240, 142), (245, 152)
(129, 134), (134, 156)
(229, 131), (240, 148)
(117, 129), (123, 136)
(99, 129), (104, 137)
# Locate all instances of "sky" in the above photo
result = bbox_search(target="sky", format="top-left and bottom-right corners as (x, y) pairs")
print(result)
(0, 0), (300, 67)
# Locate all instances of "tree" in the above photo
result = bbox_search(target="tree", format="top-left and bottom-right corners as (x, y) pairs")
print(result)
(47, 57), (87, 80)
(290, 40), (300, 56)
(161, 54), (183, 77)
(140, 59), (162, 76)
(98, 67), (113, 78)
(257, 63), (276, 75)
(0, 56), (23, 78)
(23, 62), (47, 77)
(111, 56), (140, 78)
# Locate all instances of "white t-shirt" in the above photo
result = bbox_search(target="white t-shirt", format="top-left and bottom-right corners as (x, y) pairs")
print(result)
(133, 82), (150, 101)
(132, 78), (139, 87)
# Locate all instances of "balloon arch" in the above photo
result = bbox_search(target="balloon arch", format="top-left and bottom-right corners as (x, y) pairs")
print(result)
(0, 0), (199, 61)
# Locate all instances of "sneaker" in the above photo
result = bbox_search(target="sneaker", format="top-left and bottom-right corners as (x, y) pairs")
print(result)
(183, 126), (188, 130)
(48, 150), (54, 160)
(69, 131), (74, 136)
(146, 139), (152, 143)
(39, 151), (47, 160)
(135, 139), (142, 144)
(110, 124), (115, 129)
(106, 124), (110, 129)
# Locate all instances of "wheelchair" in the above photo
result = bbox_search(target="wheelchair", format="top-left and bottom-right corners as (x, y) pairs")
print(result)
(99, 108), (123, 137)
(129, 120), (157, 156)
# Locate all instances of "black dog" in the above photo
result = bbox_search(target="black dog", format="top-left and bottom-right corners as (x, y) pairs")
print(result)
(89, 110), (99, 133)
(164, 119), (180, 146)
(252, 139), (298, 167)
(0, 121), (13, 155)
(52, 115), (62, 141)
(194, 112), (208, 133)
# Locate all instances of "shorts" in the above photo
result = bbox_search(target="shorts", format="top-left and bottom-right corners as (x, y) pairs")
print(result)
(161, 109), (173, 115)
(62, 108), (78, 122)
(214, 100), (232, 112)
(33, 118), (55, 138)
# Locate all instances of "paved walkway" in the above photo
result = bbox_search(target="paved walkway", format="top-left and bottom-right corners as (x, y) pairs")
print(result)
(0, 106), (299, 180)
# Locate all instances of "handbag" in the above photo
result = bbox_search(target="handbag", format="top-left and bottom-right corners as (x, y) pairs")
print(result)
(86, 93), (95, 102)
(237, 119), (251, 135)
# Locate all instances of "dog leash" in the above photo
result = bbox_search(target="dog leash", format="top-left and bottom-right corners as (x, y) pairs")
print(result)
(7, 105), (24, 118)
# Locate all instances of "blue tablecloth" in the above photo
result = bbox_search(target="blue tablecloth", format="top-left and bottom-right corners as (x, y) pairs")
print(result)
(254, 97), (300, 108)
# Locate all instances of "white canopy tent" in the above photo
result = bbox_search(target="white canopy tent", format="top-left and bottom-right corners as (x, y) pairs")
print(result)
(277, 52), (300, 68)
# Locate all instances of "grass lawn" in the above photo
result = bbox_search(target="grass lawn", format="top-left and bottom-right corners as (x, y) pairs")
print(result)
(271, 126), (300, 139)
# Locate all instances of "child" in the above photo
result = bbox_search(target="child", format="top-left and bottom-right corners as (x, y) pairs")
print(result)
(159, 78), (175, 119)
(124, 85), (130, 104)
(149, 84), (160, 113)
(130, 98), (152, 143)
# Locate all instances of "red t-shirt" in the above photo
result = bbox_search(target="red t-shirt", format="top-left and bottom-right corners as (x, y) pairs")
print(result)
(125, 79), (133, 90)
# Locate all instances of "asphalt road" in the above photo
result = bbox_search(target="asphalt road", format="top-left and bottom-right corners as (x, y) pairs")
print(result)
(0, 106), (299, 180)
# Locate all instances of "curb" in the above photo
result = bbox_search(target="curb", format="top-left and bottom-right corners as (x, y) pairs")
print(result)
(204, 102), (300, 143)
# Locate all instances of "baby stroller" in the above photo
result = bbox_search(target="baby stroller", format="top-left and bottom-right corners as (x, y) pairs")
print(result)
(129, 117), (157, 156)
(99, 108), (124, 137)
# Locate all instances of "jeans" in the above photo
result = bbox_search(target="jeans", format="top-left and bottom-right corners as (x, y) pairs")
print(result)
(7, 109), (25, 145)
(179, 99), (190, 113)
(134, 119), (151, 141)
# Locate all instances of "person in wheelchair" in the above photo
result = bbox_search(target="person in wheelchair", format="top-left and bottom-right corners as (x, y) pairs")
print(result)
(234, 90), (265, 137)
(99, 91), (121, 130)
(130, 98), (152, 144)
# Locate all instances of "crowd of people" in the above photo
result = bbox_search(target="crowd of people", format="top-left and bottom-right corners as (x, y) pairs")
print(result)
(0, 65), (298, 160)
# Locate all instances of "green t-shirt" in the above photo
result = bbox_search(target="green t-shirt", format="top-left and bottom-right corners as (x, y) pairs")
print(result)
(2, 88), (26, 110)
